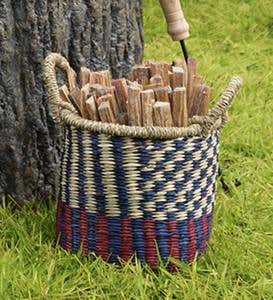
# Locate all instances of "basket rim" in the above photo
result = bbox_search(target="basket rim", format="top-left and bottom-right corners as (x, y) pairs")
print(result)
(63, 117), (223, 140)
(59, 110), (224, 140)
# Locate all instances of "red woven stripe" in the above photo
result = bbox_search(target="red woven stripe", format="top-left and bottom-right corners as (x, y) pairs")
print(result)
(201, 214), (208, 253)
(168, 220), (180, 271)
(143, 219), (157, 268)
(79, 210), (89, 256)
(187, 218), (197, 263)
(55, 200), (63, 244)
(64, 204), (72, 250)
(120, 218), (133, 261)
(95, 215), (109, 261)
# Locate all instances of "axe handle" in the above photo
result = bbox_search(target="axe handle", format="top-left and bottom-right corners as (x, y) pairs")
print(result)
(159, 0), (190, 41)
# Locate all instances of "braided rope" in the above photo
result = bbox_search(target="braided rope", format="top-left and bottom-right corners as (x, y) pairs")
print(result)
(43, 53), (242, 139)
(43, 53), (78, 122)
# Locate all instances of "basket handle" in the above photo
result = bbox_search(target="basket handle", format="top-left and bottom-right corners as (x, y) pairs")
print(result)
(43, 53), (78, 123)
(190, 76), (243, 134)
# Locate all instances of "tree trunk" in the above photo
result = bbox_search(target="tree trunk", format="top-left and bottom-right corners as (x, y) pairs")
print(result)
(0, 0), (143, 202)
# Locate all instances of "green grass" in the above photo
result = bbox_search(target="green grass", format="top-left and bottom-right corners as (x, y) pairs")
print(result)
(1, 0), (273, 298)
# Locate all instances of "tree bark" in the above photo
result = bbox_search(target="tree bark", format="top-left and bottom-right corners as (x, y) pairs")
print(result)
(0, 0), (143, 202)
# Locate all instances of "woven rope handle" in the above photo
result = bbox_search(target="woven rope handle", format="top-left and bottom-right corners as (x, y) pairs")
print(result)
(207, 76), (242, 125)
(43, 53), (78, 123)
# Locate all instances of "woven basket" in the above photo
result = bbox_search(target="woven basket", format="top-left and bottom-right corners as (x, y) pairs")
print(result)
(43, 53), (242, 267)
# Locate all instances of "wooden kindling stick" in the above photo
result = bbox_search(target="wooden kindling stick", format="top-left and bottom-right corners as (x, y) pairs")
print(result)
(95, 93), (119, 120)
(86, 96), (99, 121)
(127, 85), (142, 126)
(188, 75), (203, 116)
(150, 74), (164, 86)
(200, 86), (212, 116)
(170, 66), (185, 90)
(111, 79), (128, 113)
(154, 86), (172, 102)
(90, 70), (111, 87)
(81, 83), (92, 101)
(144, 61), (170, 86)
(131, 66), (150, 85)
(172, 87), (188, 127)
(98, 101), (116, 123)
(141, 89), (155, 127)
(59, 85), (70, 102)
(158, 62), (171, 86)
(79, 67), (91, 87)
(89, 84), (113, 99)
(190, 85), (212, 117)
(66, 67), (77, 91)
(69, 87), (86, 117)
(153, 101), (173, 127)
(186, 57), (197, 103)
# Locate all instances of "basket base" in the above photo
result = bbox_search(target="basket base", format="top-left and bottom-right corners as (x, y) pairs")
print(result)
(55, 200), (213, 267)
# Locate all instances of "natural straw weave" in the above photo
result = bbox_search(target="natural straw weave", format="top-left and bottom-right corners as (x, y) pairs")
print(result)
(43, 53), (242, 267)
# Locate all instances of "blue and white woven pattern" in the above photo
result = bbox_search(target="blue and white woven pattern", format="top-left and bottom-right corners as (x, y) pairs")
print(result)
(56, 126), (219, 266)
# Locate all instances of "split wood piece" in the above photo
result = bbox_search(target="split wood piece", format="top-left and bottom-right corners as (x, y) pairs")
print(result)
(145, 61), (162, 80)
(186, 57), (197, 101)
(188, 75), (204, 116)
(102, 70), (112, 87)
(127, 80), (143, 91)
(90, 84), (114, 99)
(144, 61), (170, 86)
(154, 86), (172, 102)
(190, 84), (206, 117)
(81, 84), (92, 101)
(111, 79), (128, 113)
(172, 87), (188, 127)
(168, 90), (174, 110)
(127, 85), (142, 126)
(108, 91), (119, 120)
(158, 62), (171, 86)
(59, 85), (70, 102)
(153, 101), (173, 127)
(66, 67), (77, 91)
(79, 67), (91, 87)
(69, 87), (86, 117)
(199, 86), (212, 116)
(150, 74), (164, 86)
(85, 96), (99, 121)
(96, 93), (119, 120)
(144, 60), (161, 77)
(141, 89), (155, 127)
(98, 101), (117, 124)
(191, 85), (212, 117)
(90, 70), (111, 87)
(96, 93), (111, 106)
(173, 59), (188, 90)
(131, 66), (150, 85)
(170, 66), (185, 89)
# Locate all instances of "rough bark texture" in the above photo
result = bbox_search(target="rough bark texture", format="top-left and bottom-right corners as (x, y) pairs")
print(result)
(0, 0), (143, 202)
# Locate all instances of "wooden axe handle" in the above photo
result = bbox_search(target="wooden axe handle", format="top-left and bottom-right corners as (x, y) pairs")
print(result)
(159, 0), (190, 41)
